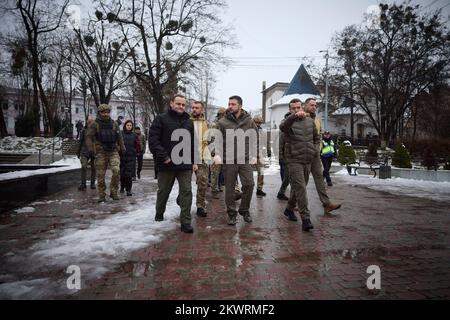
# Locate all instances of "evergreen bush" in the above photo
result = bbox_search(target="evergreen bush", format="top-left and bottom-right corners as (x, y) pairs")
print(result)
(338, 142), (357, 165)
(392, 143), (412, 168)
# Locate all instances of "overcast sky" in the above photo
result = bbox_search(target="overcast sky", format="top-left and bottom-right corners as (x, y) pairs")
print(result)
(211, 0), (450, 111)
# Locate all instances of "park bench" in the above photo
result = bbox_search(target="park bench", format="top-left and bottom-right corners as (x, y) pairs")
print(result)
(346, 155), (390, 178)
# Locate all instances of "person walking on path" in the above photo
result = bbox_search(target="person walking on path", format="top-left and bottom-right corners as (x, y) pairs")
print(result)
(253, 115), (266, 197)
(77, 116), (96, 191)
(303, 98), (341, 214)
(191, 101), (211, 218)
(276, 101), (299, 201)
(279, 99), (318, 231)
(148, 94), (198, 234)
(320, 131), (336, 186)
(120, 120), (141, 196)
(210, 107), (226, 198)
(76, 120), (84, 140)
(85, 104), (125, 203)
(134, 126), (146, 179)
(217, 95), (257, 225)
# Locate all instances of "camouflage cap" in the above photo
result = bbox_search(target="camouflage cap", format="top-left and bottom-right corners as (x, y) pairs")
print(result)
(253, 115), (263, 124)
(217, 107), (226, 114)
(98, 104), (112, 112)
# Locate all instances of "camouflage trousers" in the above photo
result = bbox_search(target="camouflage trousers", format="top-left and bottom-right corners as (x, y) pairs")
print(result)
(95, 151), (120, 199)
(195, 163), (209, 209)
(210, 163), (221, 192)
(80, 155), (96, 185)
(253, 161), (264, 191)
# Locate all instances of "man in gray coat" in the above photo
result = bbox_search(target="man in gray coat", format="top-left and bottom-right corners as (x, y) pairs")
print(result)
(279, 99), (318, 231)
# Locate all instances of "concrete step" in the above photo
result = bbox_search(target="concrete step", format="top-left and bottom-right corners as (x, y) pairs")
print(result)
(18, 153), (63, 165)
(0, 153), (31, 164)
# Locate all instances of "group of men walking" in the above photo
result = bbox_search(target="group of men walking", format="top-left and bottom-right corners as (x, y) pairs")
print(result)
(76, 93), (341, 234)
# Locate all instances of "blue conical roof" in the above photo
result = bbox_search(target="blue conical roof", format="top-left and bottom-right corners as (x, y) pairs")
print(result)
(284, 64), (320, 96)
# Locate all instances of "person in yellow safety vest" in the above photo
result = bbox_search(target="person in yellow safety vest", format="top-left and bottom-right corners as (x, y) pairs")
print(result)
(320, 131), (336, 186)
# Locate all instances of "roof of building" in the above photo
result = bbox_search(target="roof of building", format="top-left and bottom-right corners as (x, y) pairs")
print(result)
(262, 82), (289, 93)
(284, 64), (321, 96)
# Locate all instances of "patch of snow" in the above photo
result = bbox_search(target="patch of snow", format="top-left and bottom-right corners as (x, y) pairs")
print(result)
(335, 169), (450, 203)
(1, 182), (195, 298)
(14, 207), (35, 214)
(0, 278), (51, 299)
(0, 156), (80, 182)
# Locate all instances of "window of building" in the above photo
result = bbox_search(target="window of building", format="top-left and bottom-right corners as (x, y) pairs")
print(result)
(117, 106), (125, 117)
(340, 128), (346, 136)
(75, 107), (79, 114)
(1, 101), (8, 110)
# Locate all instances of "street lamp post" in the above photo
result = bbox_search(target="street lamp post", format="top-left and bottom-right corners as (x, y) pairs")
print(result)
(320, 50), (329, 131)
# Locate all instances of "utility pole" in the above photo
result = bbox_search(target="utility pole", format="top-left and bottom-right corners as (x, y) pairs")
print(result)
(320, 50), (329, 131)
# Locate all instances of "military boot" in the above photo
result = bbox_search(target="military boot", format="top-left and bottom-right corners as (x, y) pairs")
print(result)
(78, 183), (87, 191)
(301, 218), (314, 231)
(110, 193), (120, 201)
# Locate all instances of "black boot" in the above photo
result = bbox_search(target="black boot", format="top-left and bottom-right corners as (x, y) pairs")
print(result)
(90, 182), (96, 189)
(301, 218), (314, 231)
(181, 224), (194, 233)
(120, 187), (125, 194)
(256, 189), (267, 196)
(283, 208), (298, 221)
(155, 213), (164, 222)
(277, 193), (289, 200)
(126, 191), (132, 196)
(196, 208), (207, 217)
(78, 183), (87, 191)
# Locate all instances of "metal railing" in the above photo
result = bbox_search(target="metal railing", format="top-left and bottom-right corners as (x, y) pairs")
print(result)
(37, 126), (67, 164)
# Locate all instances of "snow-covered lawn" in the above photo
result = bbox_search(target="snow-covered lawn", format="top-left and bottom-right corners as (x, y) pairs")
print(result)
(0, 136), (64, 154)
(335, 169), (450, 203)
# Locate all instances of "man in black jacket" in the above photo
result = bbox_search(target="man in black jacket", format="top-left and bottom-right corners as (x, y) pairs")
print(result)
(149, 94), (198, 233)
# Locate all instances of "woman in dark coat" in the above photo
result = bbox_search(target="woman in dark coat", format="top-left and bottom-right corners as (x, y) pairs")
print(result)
(120, 120), (141, 196)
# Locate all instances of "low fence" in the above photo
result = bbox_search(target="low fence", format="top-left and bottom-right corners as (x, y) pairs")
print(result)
(391, 168), (450, 182)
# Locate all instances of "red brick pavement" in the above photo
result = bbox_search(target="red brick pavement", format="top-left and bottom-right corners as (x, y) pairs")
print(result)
(1, 170), (450, 300)
(74, 172), (450, 300)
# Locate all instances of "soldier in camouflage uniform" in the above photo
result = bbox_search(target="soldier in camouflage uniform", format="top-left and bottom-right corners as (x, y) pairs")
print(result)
(210, 107), (226, 198)
(253, 115), (266, 196)
(191, 101), (211, 217)
(85, 104), (126, 203)
(77, 116), (96, 190)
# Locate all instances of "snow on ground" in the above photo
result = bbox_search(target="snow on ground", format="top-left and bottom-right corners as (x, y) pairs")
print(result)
(0, 156), (81, 181)
(335, 169), (450, 203)
(0, 182), (197, 299)
(13, 207), (36, 214)
(0, 136), (64, 154)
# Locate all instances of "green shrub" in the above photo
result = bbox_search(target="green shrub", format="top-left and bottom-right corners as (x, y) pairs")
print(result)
(338, 142), (357, 165)
(392, 143), (412, 168)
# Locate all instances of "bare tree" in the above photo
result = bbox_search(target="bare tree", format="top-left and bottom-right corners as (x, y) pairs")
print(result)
(331, 3), (450, 147)
(13, 0), (70, 136)
(69, 17), (131, 107)
(96, 0), (234, 114)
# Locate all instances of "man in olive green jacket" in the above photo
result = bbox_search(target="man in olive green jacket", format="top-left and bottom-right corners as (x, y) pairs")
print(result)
(217, 95), (258, 225)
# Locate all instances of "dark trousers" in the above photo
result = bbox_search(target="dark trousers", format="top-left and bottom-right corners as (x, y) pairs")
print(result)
(280, 160), (286, 182)
(321, 156), (333, 183)
(156, 170), (193, 225)
(121, 176), (133, 192)
(136, 154), (143, 177)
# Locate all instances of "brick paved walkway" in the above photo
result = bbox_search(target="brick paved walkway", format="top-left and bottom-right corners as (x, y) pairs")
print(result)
(1, 169), (450, 300)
